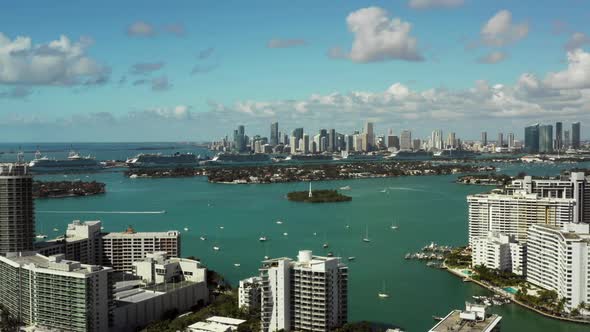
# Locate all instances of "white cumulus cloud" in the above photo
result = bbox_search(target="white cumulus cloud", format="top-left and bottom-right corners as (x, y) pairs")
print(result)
(0, 33), (109, 86)
(481, 10), (528, 47)
(564, 32), (590, 51)
(544, 49), (590, 89)
(332, 7), (424, 63)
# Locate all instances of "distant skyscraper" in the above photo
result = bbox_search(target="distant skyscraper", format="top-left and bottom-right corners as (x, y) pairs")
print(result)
(270, 122), (279, 146)
(572, 122), (581, 149)
(539, 124), (553, 154)
(431, 130), (443, 151)
(507, 133), (515, 149)
(497, 133), (504, 147)
(0, 164), (34, 255)
(446, 132), (456, 149)
(524, 124), (540, 153)
(303, 134), (310, 154)
(291, 128), (304, 150)
(345, 135), (353, 152)
(412, 139), (421, 150)
(234, 125), (246, 152)
(400, 130), (412, 150)
(328, 129), (336, 152)
(481, 132), (488, 146)
(555, 122), (563, 150)
(565, 130), (571, 148)
(364, 122), (374, 151)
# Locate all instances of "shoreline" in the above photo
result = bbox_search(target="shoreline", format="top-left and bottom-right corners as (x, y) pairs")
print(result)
(445, 267), (590, 325)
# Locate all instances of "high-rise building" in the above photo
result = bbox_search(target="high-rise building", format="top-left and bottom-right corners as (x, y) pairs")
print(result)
(446, 132), (456, 149)
(400, 130), (412, 150)
(0, 163), (34, 255)
(344, 135), (353, 152)
(0, 252), (113, 332)
(132, 251), (206, 285)
(270, 122), (279, 146)
(364, 122), (374, 151)
(572, 122), (581, 149)
(555, 122), (563, 151)
(506, 173), (590, 224)
(302, 134), (310, 154)
(412, 139), (421, 150)
(292, 128), (304, 151)
(259, 250), (348, 332)
(467, 191), (575, 245)
(387, 135), (400, 150)
(102, 227), (180, 272)
(507, 133), (515, 149)
(481, 132), (488, 146)
(431, 130), (443, 151)
(328, 129), (336, 152)
(524, 124), (540, 153)
(526, 223), (590, 312)
(497, 133), (503, 147)
(233, 125), (247, 152)
(539, 124), (553, 153)
(564, 130), (571, 149)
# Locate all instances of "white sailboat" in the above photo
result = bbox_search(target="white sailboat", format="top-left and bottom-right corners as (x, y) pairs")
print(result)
(390, 220), (398, 230)
(362, 225), (371, 242)
(378, 281), (390, 298)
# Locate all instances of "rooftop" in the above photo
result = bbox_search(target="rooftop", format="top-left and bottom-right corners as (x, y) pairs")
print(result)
(429, 310), (502, 332)
(102, 230), (179, 238)
(2, 252), (107, 276)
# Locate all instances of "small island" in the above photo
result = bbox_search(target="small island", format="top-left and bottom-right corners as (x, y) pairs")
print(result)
(287, 189), (351, 203)
(33, 181), (106, 198)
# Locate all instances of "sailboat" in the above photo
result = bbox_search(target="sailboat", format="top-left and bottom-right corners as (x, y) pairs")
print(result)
(378, 281), (390, 298)
(259, 234), (268, 242)
(362, 225), (371, 242)
(390, 220), (398, 230)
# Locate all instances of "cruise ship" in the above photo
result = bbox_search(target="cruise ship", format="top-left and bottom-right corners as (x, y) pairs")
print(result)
(283, 154), (334, 162)
(29, 150), (102, 172)
(207, 152), (271, 164)
(126, 152), (203, 168)
(340, 151), (382, 161)
(433, 149), (478, 159)
(385, 150), (432, 160)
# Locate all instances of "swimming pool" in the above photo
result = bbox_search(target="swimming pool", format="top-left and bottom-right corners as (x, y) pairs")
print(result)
(504, 287), (518, 294)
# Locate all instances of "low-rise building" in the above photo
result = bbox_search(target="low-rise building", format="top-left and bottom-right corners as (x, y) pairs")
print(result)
(526, 223), (590, 311)
(187, 316), (246, 332)
(238, 276), (262, 310)
(132, 251), (206, 285)
(0, 252), (113, 332)
(429, 302), (502, 332)
(472, 232), (525, 275)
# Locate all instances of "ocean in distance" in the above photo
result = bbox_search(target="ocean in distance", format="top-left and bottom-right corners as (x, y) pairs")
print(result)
(8, 143), (590, 331)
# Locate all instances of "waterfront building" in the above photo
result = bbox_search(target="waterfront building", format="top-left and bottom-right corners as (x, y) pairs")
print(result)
(471, 232), (525, 275)
(507, 173), (590, 224)
(187, 316), (246, 332)
(497, 132), (503, 147)
(524, 124), (540, 153)
(467, 191), (575, 244)
(400, 130), (412, 150)
(270, 122), (279, 146)
(572, 122), (581, 149)
(102, 226), (180, 272)
(526, 223), (590, 311)
(481, 132), (488, 146)
(238, 276), (262, 310)
(132, 251), (206, 285)
(556, 122), (563, 151)
(0, 252), (113, 332)
(539, 124), (553, 153)
(0, 163), (35, 255)
(429, 302), (501, 332)
(259, 250), (348, 332)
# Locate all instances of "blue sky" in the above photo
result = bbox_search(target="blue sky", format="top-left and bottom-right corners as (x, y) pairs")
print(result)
(0, 0), (589, 141)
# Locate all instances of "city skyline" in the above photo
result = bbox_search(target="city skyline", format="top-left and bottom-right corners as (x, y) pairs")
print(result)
(1, 0), (590, 141)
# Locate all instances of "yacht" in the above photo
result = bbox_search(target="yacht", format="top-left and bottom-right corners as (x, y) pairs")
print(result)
(184, 227), (189, 232)
(339, 185), (351, 190)
(323, 243), (329, 248)
(213, 246), (220, 251)
(259, 236), (268, 242)
(347, 256), (356, 261)
(199, 235), (207, 241)
(362, 226), (371, 243)
(378, 281), (390, 298)
(234, 263), (241, 267)
(276, 220), (283, 225)
(52, 228), (59, 232)
(35, 234), (47, 239)
(283, 232), (288, 236)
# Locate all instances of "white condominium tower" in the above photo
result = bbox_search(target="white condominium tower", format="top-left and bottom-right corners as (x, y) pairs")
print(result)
(467, 191), (575, 245)
(259, 250), (348, 332)
(0, 252), (113, 332)
(526, 223), (590, 311)
(506, 173), (590, 224)
(471, 232), (525, 275)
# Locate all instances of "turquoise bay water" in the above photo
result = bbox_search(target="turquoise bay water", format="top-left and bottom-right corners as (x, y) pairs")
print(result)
(34, 160), (590, 332)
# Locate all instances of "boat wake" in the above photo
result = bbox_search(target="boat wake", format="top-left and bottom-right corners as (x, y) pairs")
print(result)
(387, 187), (428, 192)
(37, 210), (166, 214)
